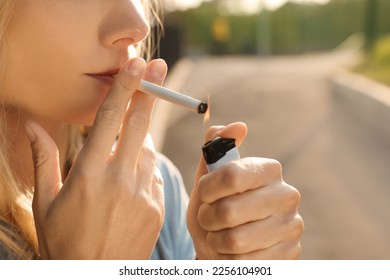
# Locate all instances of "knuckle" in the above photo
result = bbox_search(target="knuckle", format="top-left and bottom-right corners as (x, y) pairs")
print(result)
(222, 229), (244, 252)
(197, 177), (210, 202)
(126, 111), (150, 132)
(141, 143), (158, 163)
(293, 242), (302, 259)
(32, 146), (56, 169)
(215, 199), (236, 226)
(283, 184), (302, 209)
(292, 189), (302, 208)
(154, 169), (164, 186)
(138, 155), (159, 185)
(284, 214), (304, 240)
(293, 214), (305, 236)
(266, 159), (283, 180)
(151, 168), (164, 192)
(219, 163), (241, 191)
(197, 204), (209, 229)
(118, 74), (138, 93)
(96, 105), (124, 127)
(133, 188), (150, 207)
(286, 241), (302, 260)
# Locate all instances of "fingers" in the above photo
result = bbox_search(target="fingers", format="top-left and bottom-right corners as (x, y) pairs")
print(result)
(134, 134), (159, 191)
(204, 122), (248, 147)
(189, 122), (304, 260)
(197, 178), (303, 259)
(198, 157), (283, 204)
(187, 122), (249, 256)
(24, 121), (62, 222)
(198, 186), (277, 231)
(114, 59), (167, 167)
(217, 239), (302, 260)
(206, 213), (303, 254)
(199, 181), (301, 230)
(81, 57), (146, 163)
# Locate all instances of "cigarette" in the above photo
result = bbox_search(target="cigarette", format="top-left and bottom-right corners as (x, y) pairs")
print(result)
(139, 80), (208, 114)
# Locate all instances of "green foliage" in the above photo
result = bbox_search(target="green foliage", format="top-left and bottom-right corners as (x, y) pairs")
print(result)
(169, 0), (258, 55)
(355, 35), (390, 86)
(266, 0), (365, 54)
(370, 36), (390, 66)
(164, 0), (387, 55)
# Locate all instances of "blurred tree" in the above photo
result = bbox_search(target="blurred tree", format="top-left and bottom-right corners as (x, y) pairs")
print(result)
(212, 17), (230, 43)
(365, 0), (378, 51)
(163, 0), (369, 56)
(211, 17), (230, 54)
(256, 1), (272, 56)
(375, 0), (390, 40)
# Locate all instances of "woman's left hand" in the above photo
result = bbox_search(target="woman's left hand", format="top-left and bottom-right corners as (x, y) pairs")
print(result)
(187, 122), (304, 259)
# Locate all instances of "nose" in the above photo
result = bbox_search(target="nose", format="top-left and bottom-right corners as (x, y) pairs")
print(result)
(99, 0), (150, 48)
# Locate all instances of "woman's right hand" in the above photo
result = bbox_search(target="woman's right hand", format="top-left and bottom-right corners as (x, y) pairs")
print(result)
(25, 57), (167, 259)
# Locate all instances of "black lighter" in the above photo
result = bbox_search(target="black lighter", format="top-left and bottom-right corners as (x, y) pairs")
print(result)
(202, 137), (241, 172)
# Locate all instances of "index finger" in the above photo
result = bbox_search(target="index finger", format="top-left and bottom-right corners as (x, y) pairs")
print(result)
(113, 59), (167, 167)
(198, 157), (283, 204)
(80, 58), (146, 163)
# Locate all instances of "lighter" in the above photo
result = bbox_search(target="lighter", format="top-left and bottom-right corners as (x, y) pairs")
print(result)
(202, 137), (241, 172)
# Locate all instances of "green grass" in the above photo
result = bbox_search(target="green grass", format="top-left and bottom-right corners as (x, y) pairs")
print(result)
(354, 64), (390, 86)
(354, 35), (390, 86)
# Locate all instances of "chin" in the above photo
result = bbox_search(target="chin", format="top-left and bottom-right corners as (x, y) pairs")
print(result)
(78, 112), (97, 127)
(60, 86), (109, 126)
(62, 107), (99, 127)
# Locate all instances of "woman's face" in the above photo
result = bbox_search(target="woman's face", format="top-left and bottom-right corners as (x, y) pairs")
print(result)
(2, 0), (150, 125)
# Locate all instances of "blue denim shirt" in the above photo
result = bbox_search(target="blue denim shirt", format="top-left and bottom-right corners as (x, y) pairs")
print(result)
(150, 154), (195, 260)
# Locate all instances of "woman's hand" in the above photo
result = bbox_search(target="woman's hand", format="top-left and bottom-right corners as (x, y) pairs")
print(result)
(25, 58), (167, 259)
(187, 122), (304, 259)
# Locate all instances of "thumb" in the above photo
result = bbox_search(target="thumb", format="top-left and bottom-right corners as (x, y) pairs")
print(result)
(187, 122), (248, 258)
(24, 121), (62, 221)
(194, 122), (248, 185)
(190, 122), (248, 206)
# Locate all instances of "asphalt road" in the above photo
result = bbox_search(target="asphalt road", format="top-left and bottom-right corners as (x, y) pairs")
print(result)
(158, 52), (390, 259)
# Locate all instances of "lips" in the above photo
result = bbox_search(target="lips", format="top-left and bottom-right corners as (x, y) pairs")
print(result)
(87, 69), (120, 85)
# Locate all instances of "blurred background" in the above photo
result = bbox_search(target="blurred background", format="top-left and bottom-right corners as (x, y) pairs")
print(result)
(150, 0), (390, 259)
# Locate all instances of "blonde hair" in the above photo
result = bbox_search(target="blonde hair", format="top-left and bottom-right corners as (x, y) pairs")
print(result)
(0, 0), (162, 259)
(141, 0), (164, 62)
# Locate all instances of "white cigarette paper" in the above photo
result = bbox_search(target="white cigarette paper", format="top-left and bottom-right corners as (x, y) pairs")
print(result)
(139, 80), (208, 114)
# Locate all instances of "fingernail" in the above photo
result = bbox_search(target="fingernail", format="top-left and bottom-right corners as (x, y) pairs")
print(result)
(147, 60), (166, 80)
(127, 58), (146, 77)
(24, 122), (36, 143)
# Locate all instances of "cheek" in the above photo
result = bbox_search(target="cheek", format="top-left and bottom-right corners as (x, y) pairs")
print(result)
(3, 3), (105, 124)
(2, 61), (108, 125)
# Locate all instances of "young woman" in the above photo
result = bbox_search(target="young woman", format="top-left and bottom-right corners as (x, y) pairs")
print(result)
(0, 0), (303, 259)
